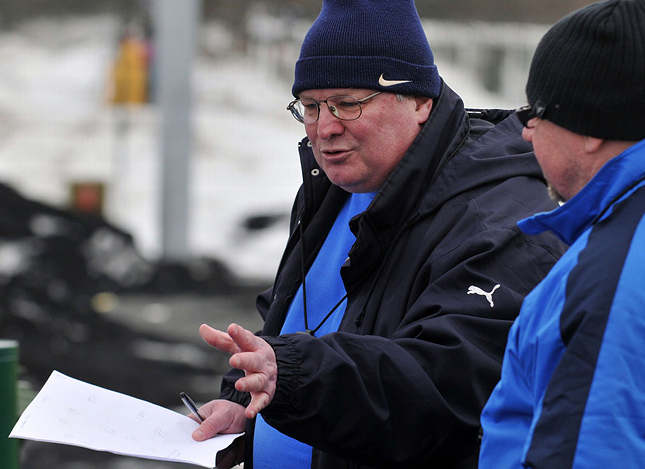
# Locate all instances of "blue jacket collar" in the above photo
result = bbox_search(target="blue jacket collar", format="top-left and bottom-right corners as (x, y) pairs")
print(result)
(519, 139), (645, 245)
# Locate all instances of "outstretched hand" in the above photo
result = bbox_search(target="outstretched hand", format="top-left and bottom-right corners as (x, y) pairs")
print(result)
(200, 323), (278, 419)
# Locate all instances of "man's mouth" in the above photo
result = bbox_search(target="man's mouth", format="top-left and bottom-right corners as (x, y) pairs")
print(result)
(321, 148), (350, 159)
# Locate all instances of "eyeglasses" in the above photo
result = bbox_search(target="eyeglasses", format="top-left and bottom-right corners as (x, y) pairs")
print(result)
(287, 92), (382, 124)
(515, 102), (547, 128)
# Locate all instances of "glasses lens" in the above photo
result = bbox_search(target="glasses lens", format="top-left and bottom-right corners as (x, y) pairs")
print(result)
(287, 100), (304, 123)
(327, 96), (361, 121)
(287, 95), (368, 124)
(296, 98), (320, 124)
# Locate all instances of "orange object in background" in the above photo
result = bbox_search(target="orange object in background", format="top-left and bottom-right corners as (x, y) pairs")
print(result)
(109, 33), (149, 105)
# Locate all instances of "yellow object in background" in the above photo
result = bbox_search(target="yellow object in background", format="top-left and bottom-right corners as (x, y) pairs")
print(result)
(109, 34), (149, 105)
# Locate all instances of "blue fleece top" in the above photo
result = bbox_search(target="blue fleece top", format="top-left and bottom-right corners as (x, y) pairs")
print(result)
(253, 192), (375, 469)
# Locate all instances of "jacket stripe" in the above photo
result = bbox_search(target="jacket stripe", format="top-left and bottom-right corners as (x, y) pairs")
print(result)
(525, 185), (645, 467)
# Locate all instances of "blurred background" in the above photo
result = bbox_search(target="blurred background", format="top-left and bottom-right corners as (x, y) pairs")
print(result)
(0, 0), (595, 467)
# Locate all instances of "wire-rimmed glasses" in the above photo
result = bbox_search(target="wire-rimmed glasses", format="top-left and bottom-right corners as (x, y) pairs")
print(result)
(287, 92), (382, 124)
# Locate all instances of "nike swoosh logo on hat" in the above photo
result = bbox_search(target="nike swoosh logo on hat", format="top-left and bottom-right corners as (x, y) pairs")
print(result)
(378, 74), (412, 87)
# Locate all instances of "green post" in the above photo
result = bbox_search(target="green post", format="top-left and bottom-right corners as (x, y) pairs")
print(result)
(0, 339), (19, 469)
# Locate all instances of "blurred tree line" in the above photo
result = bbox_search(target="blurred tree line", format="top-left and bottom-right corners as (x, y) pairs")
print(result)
(0, 0), (600, 29)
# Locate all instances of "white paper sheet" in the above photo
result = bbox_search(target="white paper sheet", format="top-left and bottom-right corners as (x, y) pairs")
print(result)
(10, 371), (243, 468)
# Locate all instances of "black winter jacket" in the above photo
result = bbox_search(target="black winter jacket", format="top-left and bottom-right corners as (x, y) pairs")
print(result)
(219, 83), (567, 468)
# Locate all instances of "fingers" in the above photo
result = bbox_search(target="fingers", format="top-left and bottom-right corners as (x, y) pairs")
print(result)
(197, 323), (278, 423)
(193, 415), (225, 442)
(245, 392), (273, 420)
(230, 350), (267, 372)
(199, 324), (239, 354)
(200, 323), (259, 355)
(229, 343), (277, 395)
(226, 323), (259, 351)
(190, 400), (247, 442)
(234, 365), (271, 393)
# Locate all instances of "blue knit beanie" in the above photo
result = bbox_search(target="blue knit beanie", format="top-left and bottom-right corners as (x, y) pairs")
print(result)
(292, 0), (441, 99)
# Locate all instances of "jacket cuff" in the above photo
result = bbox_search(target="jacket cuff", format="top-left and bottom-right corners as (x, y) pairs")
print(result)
(262, 335), (303, 416)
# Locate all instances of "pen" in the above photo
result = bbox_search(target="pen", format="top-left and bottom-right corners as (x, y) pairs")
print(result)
(180, 392), (205, 422)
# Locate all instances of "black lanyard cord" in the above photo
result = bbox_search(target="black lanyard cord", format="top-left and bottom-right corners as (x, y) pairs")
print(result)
(297, 220), (372, 337)
(298, 221), (311, 333)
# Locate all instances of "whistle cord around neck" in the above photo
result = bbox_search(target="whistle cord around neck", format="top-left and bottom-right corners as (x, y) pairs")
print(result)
(298, 220), (339, 336)
(299, 221), (351, 336)
(297, 221), (370, 337)
(298, 221), (313, 334)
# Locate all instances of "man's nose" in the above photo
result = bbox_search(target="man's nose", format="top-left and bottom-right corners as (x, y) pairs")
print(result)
(316, 104), (344, 138)
(522, 125), (534, 143)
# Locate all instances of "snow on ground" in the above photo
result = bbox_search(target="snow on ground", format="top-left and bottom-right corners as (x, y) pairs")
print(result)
(0, 14), (529, 283)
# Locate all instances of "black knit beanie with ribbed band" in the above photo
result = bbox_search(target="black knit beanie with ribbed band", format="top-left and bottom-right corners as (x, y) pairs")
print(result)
(526, 0), (645, 141)
(292, 0), (441, 99)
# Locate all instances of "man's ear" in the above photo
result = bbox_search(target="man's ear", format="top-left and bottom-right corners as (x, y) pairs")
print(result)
(583, 136), (604, 154)
(414, 97), (433, 124)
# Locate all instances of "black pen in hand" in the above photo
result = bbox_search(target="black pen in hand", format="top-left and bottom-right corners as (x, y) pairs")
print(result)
(180, 392), (205, 422)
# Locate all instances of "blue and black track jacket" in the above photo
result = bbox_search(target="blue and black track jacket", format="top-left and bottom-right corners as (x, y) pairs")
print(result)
(480, 139), (645, 468)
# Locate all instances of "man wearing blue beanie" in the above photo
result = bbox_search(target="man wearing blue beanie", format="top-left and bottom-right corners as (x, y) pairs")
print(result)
(480, 1), (645, 467)
(190, 0), (566, 467)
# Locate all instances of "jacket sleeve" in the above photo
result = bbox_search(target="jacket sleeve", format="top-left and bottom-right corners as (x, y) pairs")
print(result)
(259, 226), (562, 466)
(522, 215), (645, 468)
